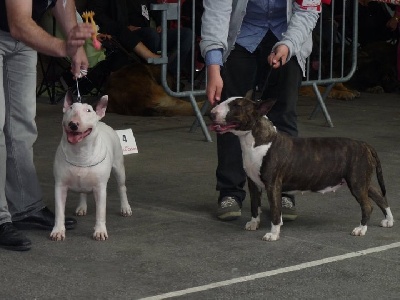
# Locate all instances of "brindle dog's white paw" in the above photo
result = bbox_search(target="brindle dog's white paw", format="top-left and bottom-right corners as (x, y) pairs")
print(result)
(245, 217), (260, 231)
(380, 219), (394, 228)
(262, 232), (279, 241)
(121, 205), (132, 217)
(351, 225), (367, 236)
(50, 227), (66, 241)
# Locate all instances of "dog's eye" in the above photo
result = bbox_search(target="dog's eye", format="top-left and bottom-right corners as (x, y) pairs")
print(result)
(86, 109), (91, 112)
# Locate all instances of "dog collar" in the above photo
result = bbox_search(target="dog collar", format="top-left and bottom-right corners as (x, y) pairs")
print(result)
(64, 154), (107, 168)
(61, 143), (108, 168)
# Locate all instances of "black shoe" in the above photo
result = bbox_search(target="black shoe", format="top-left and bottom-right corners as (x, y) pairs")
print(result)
(282, 194), (297, 221)
(217, 196), (242, 221)
(0, 223), (32, 251)
(13, 207), (77, 230)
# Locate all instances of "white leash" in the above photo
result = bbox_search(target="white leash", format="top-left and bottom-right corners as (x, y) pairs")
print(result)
(75, 69), (88, 103)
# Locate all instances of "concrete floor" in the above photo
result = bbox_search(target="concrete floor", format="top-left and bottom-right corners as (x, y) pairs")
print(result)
(1, 92), (399, 299)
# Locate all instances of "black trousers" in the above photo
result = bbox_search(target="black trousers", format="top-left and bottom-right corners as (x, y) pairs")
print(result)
(216, 31), (302, 204)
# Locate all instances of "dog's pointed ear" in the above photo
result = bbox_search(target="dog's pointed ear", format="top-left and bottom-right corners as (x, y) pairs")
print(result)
(96, 95), (108, 119)
(256, 98), (276, 116)
(63, 90), (74, 113)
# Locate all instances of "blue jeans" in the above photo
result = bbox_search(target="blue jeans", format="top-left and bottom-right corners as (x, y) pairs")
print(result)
(0, 30), (45, 225)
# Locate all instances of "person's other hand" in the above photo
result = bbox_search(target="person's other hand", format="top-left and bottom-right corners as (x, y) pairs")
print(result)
(268, 44), (289, 69)
(66, 23), (92, 58)
(206, 64), (223, 106)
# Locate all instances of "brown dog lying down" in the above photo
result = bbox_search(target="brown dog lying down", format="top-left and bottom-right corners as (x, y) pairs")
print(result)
(210, 97), (394, 241)
(106, 62), (204, 116)
(299, 83), (361, 101)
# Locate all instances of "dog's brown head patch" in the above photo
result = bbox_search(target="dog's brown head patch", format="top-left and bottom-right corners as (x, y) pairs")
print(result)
(210, 97), (276, 133)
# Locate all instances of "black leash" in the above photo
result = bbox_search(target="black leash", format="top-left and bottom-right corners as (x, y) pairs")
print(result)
(252, 58), (282, 102)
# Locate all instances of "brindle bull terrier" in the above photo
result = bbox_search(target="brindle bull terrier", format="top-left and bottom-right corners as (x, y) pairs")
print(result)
(210, 97), (394, 241)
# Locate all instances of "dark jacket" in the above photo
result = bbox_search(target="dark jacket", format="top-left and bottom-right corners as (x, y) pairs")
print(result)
(126, 0), (160, 28)
(88, 0), (142, 50)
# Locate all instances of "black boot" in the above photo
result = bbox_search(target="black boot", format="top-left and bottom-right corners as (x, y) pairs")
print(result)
(0, 223), (32, 251)
(13, 207), (77, 230)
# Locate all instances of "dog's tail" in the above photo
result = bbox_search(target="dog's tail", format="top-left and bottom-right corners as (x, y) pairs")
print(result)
(369, 145), (386, 197)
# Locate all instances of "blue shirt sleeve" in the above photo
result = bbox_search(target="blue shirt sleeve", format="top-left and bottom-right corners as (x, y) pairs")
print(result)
(205, 49), (223, 66)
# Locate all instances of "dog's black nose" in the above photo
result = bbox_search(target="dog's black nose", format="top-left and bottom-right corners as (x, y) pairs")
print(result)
(68, 121), (79, 131)
(210, 112), (216, 121)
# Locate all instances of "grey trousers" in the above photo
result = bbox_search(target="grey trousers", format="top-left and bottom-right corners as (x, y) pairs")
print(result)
(0, 30), (45, 225)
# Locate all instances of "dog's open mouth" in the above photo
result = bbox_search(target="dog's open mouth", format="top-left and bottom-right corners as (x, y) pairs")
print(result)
(209, 123), (238, 133)
(65, 128), (92, 144)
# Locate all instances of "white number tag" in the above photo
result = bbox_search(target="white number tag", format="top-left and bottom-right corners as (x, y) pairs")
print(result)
(116, 129), (138, 155)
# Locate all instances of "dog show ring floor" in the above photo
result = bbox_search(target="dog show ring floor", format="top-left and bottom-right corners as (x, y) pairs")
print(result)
(1, 93), (399, 299)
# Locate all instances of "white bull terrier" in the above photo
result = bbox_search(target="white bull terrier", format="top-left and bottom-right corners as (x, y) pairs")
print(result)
(50, 92), (132, 241)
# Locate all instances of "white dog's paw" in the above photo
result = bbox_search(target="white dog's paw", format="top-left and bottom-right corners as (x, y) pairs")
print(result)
(121, 204), (132, 217)
(351, 225), (367, 236)
(75, 205), (87, 216)
(262, 232), (279, 241)
(50, 226), (66, 241)
(75, 206), (87, 216)
(93, 224), (108, 241)
(245, 217), (260, 231)
(380, 219), (394, 228)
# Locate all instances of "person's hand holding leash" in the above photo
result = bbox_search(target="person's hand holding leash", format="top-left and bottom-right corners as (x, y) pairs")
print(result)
(207, 64), (223, 106)
(268, 44), (289, 68)
(66, 23), (93, 77)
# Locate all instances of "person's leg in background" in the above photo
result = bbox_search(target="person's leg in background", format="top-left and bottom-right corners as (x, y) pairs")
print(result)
(216, 44), (258, 220)
(166, 27), (193, 75)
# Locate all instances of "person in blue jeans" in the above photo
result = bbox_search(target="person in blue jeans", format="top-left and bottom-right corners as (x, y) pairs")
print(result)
(0, 0), (93, 251)
(200, 0), (321, 221)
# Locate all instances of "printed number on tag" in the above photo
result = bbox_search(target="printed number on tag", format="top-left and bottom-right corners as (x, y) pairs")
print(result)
(116, 129), (138, 155)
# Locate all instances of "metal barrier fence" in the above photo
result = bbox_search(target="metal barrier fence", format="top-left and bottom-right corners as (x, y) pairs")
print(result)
(302, 0), (359, 127)
(149, 0), (359, 142)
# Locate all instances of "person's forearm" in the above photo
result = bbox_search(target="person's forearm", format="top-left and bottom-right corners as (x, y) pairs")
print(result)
(6, 0), (67, 57)
(52, 0), (79, 40)
(134, 42), (160, 59)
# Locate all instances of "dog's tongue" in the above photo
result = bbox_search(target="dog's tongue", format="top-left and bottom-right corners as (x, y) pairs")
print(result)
(67, 132), (84, 144)
(66, 129), (92, 144)
(209, 123), (237, 133)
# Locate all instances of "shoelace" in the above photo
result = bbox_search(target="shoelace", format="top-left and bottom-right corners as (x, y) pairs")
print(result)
(281, 197), (294, 208)
(220, 197), (238, 208)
